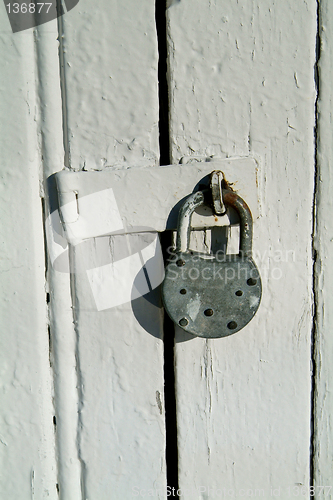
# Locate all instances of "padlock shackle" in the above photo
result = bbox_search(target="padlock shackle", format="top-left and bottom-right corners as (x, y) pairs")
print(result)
(176, 190), (205, 253)
(222, 189), (253, 257)
(176, 189), (253, 257)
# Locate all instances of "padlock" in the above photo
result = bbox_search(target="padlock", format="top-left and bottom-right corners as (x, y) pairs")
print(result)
(162, 188), (261, 338)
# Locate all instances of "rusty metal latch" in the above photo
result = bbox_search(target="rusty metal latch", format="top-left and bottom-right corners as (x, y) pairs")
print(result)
(162, 172), (262, 338)
(210, 170), (227, 215)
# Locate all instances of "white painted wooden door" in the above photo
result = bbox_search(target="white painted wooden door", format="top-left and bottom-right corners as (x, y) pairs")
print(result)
(1, 0), (333, 499)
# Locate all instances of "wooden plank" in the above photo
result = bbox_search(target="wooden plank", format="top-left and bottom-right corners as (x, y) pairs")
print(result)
(57, 0), (167, 496)
(35, 19), (83, 499)
(313, 0), (333, 490)
(60, 0), (160, 171)
(167, 0), (316, 495)
(0, 19), (57, 500)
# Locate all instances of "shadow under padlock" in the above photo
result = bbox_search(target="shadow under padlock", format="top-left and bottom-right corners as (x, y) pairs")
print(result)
(131, 284), (163, 340)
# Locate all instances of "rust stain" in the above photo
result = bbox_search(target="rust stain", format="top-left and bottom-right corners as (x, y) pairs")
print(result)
(221, 171), (235, 192)
(223, 190), (253, 219)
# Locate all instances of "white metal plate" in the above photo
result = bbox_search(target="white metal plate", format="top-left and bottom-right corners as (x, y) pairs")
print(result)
(52, 158), (259, 245)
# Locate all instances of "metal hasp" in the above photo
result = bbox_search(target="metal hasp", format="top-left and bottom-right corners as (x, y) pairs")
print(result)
(210, 170), (227, 215)
(162, 173), (262, 338)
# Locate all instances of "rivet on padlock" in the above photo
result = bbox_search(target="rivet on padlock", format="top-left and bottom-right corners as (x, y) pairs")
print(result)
(162, 177), (262, 338)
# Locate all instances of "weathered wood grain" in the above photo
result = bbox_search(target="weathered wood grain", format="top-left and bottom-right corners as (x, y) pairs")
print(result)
(167, 0), (316, 495)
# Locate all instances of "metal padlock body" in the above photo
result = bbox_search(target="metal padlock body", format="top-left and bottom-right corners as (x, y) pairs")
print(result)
(162, 190), (262, 338)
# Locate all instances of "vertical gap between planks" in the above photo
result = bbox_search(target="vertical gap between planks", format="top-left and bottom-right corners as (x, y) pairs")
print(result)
(310, 0), (320, 491)
(156, 0), (179, 495)
(40, 196), (53, 371)
(155, 0), (171, 167)
(161, 232), (180, 499)
(57, 0), (70, 168)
